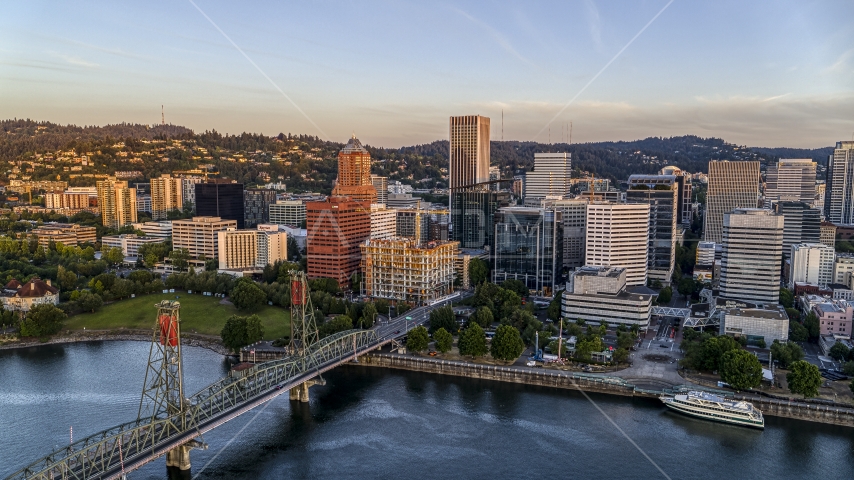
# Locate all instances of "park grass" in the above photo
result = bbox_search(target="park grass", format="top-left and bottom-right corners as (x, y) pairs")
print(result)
(64, 293), (290, 340)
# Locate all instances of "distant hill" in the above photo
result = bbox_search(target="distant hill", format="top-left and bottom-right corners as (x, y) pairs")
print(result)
(0, 119), (838, 190)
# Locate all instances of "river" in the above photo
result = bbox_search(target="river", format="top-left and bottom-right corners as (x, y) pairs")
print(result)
(1, 341), (853, 479)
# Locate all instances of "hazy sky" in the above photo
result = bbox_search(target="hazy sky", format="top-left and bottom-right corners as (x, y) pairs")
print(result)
(2, 1), (853, 148)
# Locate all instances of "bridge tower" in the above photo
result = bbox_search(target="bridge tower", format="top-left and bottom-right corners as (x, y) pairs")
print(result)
(137, 300), (195, 471)
(289, 270), (319, 356)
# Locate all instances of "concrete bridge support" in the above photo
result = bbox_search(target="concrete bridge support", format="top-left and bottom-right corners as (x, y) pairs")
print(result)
(165, 445), (192, 470)
(288, 378), (325, 402)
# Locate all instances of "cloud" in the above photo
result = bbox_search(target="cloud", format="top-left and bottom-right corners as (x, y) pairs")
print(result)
(761, 93), (791, 102)
(824, 48), (854, 74)
(447, 6), (537, 69)
(584, 0), (603, 49)
(47, 51), (98, 68)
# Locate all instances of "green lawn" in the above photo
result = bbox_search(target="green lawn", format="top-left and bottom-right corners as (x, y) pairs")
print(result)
(65, 293), (290, 340)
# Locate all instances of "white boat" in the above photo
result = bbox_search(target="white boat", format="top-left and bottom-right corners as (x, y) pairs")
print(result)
(660, 391), (764, 429)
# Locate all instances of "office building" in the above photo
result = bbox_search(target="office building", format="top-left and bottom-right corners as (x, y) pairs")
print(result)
(44, 191), (92, 210)
(181, 176), (204, 210)
(30, 223), (97, 247)
(96, 176), (137, 229)
(131, 220), (172, 239)
(774, 201), (821, 260)
(396, 209), (430, 244)
(217, 225), (288, 270)
(719, 209), (784, 306)
(561, 267), (653, 328)
(269, 200), (306, 227)
(717, 298), (789, 345)
(332, 135), (377, 204)
(450, 190), (510, 250)
(660, 166), (693, 227)
(696, 241), (716, 266)
(195, 180), (245, 228)
(820, 221), (837, 248)
(370, 205), (397, 239)
(492, 207), (562, 296)
(585, 202), (650, 286)
(789, 243), (835, 288)
(449, 115), (490, 190)
(150, 174), (183, 220)
(371, 175), (388, 205)
(136, 195), (152, 214)
(824, 141), (854, 224)
(101, 234), (166, 258)
(764, 159), (817, 208)
(243, 189), (276, 228)
(524, 152), (572, 200)
(834, 255), (854, 288)
(704, 161), (760, 243)
(811, 300), (853, 337)
(360, 238), (459, 305)
(552, 198), (587, 270)
(627, 175), (678, 283)
(306, 197), (371, 288)
(172, 216), (238, 259)
(386, 193), (422, 209)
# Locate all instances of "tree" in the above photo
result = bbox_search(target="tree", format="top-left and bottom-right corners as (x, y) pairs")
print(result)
(230, 279), (267, 312)
(471, 307), (494, 328)
(677, 277), (697, 298)
(786, 360), (822, 398)
(574, 335), (604, 361)
(433, 327), (453, 353)
(700, 335), (741, 371)
(501, 279), (528, 298)
(110, 278), (133, 299)
(359, 302), (377, 329)
(546, 293), (563, 322)
(458, 323), (487, 357)
(617, 332), (634, 350)
(469, 258), (489, 286)
(789, 322), (808, 342)
(245, 315), (264, 345)
(103, 246), (124, 266)
(78, 292), (103, 313)
(785, 308), (801, 323)
(221, 315), (248, 352)
(779, 288), (794, 309)
(802, 313), (820, 340)
(719, 350), (763, 391)
(491, 324), (525, 362)
(56, 265), (78, 291)
(843, 361), (854, 377)
(319, 315), (354, 337)
(406, 325), (429, 352)
(657, 286), (672, 305)
(19, 304), (66, 337)
(429, 305), (457, 333)
(770, 340), (804, 369)
(169, 248), (190, 272)
(829, 342), (850, 362)
(547, 338), (567, 357)
(614, 347), (629, 364)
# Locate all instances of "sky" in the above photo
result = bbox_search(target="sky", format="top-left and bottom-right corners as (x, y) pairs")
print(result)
(2, 0), (853, 148)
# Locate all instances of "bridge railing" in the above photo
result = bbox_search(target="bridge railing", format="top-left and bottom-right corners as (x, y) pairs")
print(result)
(5, 329), (380, 480)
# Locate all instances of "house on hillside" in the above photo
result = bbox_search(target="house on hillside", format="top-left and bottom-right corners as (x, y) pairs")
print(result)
(0, 278), (60, 312)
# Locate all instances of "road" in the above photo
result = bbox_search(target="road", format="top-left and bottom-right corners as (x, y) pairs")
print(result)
(374, 291), (468, 340)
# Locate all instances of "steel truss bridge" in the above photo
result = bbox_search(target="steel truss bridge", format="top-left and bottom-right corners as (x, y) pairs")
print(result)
(6, 275), (461, 480)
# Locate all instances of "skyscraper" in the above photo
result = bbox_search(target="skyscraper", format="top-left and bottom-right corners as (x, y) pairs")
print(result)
(552, 198), (587, 270)
(764, 159), (816, 208)
(660, 166), (693, 227)
(449, 115), (490, 189)
(626, 175), (678, 283)
(450, 190), (510, 250)
(243, 189), (276, 228)
(370, 175), (388, 206)
(306, 197), (371, 288)
(195, 180), (245, 228)
(719, 209), (783, 305)
(824, 141), (854, 224)
(492, 207), (562, 296)
(585, 202), (650, 286)
(524, 152), (572, 200)
(773, 201), (821, 261)
(789, 243), (834, 289)
(332, 135), (377, 204)
(96, 176), (137, 229)
(150, 174), (183, 220)
(704, 161), (760, 243)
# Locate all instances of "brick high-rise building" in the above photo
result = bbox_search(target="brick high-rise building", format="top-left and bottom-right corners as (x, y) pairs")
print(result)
(332, 135), (377, 203)
(306, 197), (371, 288)
(96, 176), (137, 229)
(150, 174), (183, 220)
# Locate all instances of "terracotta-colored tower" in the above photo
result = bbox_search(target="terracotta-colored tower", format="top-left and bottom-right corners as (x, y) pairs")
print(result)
(332, 135), (377, 204)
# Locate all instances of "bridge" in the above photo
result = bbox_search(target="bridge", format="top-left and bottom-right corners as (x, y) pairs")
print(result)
(6, 272), (462, 480)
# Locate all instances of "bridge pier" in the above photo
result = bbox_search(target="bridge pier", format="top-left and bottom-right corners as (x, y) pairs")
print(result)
(166, 445), (192, 471)
(289, 378), (325, 402)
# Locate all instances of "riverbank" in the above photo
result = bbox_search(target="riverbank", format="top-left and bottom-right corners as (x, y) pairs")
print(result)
(0, 329), (232, 355)
(358, 352), (854, 428)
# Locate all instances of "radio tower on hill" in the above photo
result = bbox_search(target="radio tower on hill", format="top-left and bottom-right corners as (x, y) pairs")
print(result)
(161, 105), (165, 126)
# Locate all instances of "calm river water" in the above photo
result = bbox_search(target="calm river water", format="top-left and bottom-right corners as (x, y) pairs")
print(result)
(1, 341), (853, 479)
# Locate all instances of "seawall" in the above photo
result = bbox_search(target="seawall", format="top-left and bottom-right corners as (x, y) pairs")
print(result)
(0, 329), (231, 355)
(358, 353), (854, 428)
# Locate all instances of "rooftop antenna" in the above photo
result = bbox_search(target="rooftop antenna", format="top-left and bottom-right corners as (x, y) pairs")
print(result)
(569, 121), (573, 146)
(501, 109), (504, 141)
(161, 105), (165, 126)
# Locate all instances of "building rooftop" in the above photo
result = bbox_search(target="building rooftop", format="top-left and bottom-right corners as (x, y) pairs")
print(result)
(341, 135), (368, 154)
(575, 266), (624, 278)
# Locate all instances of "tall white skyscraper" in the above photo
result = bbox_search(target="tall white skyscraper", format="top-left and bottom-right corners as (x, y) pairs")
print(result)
(719, 209), (783, 305)
(764, 158), (817, 208)
(824, 141), (854, 225)
(524, 152), (572, 199)
(449, 115), (490, 190)
(704, 161), (760, 243)
(585, 202), (650, 286)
